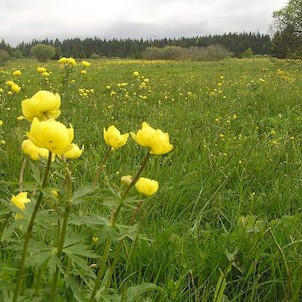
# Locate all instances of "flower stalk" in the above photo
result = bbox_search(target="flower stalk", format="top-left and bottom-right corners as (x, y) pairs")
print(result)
(13, 151), (52, 302)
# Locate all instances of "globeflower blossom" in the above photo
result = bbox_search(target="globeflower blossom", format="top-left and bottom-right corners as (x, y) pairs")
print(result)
(103, 125), (129, 149)
(21, 90), (61, 121)
(81, 60), (91, 67)
(131, 122), (173, 155)
(12, 70), (22, 76)
(62, 143), (84, 159)
(11, 192), (31, 219)
(22, 139), (52, 161)
(27, 118), (74, 155)
(135, 177), (159, 196)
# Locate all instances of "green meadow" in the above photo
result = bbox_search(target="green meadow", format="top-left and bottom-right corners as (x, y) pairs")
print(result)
(1, 57), (302, 301)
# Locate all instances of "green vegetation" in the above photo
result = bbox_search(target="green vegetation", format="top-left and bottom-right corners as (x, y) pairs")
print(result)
(1, 57), (302, 301)
(30, 43), (56, 62)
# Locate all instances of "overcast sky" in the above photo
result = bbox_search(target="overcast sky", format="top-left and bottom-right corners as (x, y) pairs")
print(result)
(1, 0), (287, 46)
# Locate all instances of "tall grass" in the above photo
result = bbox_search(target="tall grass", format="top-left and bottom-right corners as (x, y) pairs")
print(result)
(1, 57), (302, 301)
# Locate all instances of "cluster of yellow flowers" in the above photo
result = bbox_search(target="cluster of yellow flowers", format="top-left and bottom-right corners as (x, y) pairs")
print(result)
(103, 122), (173, 196)
(37, 66), (50, 77)
(58, 57), (77, 66)
(5, 80), (21, 94)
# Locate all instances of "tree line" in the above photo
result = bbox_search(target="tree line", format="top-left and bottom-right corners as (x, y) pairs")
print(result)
(0, 32), (271, 60)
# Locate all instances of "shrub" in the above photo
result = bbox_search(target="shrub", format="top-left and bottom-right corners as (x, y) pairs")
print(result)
(0, 49), (10, 65)
(242, 47), (254, 58)
(31, 44), (56, 62)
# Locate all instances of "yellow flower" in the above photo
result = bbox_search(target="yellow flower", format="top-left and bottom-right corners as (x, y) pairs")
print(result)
(133, 71), (139, 77)
(21, 90), (61, 121)
(5, 80), (14, 87)
(135, 177), (159, 196)
(27, 118), (74, 154)
(11, 84), (21, 93)
(81, 60), (90, 67)
(121, 175), (133, 186)
(103, 125), (129, 149)
(37, 67), (47, 73)
(22, 139), (52, 160)
(131, 122), (173, 155)
(12, 70), (22, 76)
(62, 143), (84, 159)
(80, 70), (87, 74)
(42, 71), (50, 77)
(58, 57), (67, 63)
(0, 120), (3, 126)
(11, 192), (31, 219)
(66, 57), (76, 65)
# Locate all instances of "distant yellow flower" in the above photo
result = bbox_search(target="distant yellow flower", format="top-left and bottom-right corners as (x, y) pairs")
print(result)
(66, 57), (76, 65)
(131, 122), (173, 155)
(62, 143), (83, 159)
(0, 120), (3, 126)
(42, 71), (50, 77)
(103, 125), (129, 149)
(11, 84), (21, 93)
(135, 177), (159, 196)
(58, 57), (67, 63)
(27, 118), (74, 154)
(81, 60), (90, 67)
(37, 67), (47, 73)
(11, 192), (31, 219)
(133, 71), (139, 77)
(22, 90), (61, 121)
(22, 139), (51, 161)
(121, 175), (133, 186)
(5, 80), (14, 87)
(80, 70), (87, 74)
(12, 70), (22, 76)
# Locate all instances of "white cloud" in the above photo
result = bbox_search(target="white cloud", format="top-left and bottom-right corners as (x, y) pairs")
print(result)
(0, 0), (287, 46)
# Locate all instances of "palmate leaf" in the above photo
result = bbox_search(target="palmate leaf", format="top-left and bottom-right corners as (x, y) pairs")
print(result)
(63, 243), (100, 259)
(72, 184), (96, 204)
(63, 249), (96, 277)
(125, 283), (162, 301)
(68, 215), (109, 227)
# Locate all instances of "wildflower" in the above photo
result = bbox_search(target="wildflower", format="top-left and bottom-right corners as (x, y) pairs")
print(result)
(103, 125), (129, 149)
(37, 67), (47, 73)
(131, 122), (173, 155)
(42, 71), (50, 77)
(11, 192), (31, 219)
(0, 120), (3, 126)
(133, 71), (139, 77)
(17, 116), (25, 121)
(22, 139), (52, 160)
(27, 117), (74, 154)
(12, 70), (22, 76)
(80, 70), (87, 74)
(51, 189), (59, 199)
(5, 80), (14, 87)
(121, 175), (133, 186)
(58, 57), (67, 64)
(66, 57), (76, 65)
(11, 84), (21, 93)
(135, 177), (159, 196)
(21, 90), (61, 121)
(81, 60), (90, 67)
(62, 143), (83, 159)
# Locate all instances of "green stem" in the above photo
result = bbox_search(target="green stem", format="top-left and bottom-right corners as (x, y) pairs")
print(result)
(50, 166), (72, 301)
(13, 151), (52, 302)
(122, 151), (150, 199)
(92, 146), (112, 188)
(90, 204), (122, 301)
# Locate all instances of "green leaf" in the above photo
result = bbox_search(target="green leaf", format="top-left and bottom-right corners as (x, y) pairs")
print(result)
(126, 283), (162, 301)
(72, 184), (95, 203)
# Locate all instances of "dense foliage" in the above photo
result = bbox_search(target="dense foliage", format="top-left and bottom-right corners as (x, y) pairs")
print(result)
(0, 32), (271, 60)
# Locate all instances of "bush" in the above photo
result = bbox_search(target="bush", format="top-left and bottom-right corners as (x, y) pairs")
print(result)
(142, 44), (232, 61)
(0, 49), (10, 65)
(31, 44), (56, 62)
(242, 47), (253, 58)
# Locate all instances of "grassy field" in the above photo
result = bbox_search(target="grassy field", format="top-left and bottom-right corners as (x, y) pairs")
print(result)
(1, 57), (302, 301)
